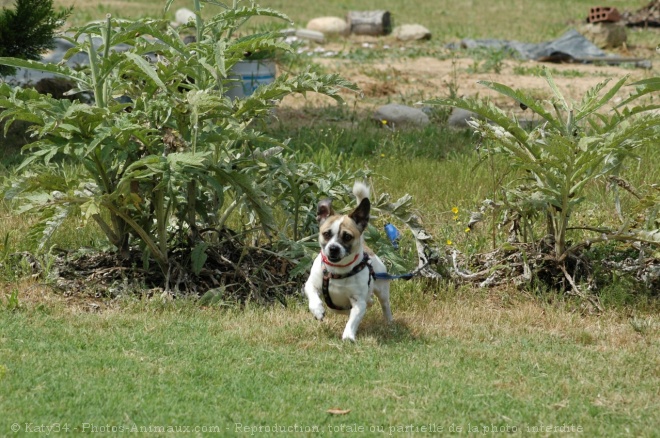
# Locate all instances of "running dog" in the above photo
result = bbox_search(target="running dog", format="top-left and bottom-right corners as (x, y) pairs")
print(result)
(303, 182), (393, 341)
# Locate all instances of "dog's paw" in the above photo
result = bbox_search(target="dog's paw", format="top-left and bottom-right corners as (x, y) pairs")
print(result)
(341, 328), (357, 342)
(309, 304), (325, 321)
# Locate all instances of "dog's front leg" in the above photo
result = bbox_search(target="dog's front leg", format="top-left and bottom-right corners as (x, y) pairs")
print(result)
(303, 280), (325, 321)
(304, 256), (325, 321)
(342, 298), (367, 342)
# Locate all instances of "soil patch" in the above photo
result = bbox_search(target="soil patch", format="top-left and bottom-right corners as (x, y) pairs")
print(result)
(281, 55), (654, 118)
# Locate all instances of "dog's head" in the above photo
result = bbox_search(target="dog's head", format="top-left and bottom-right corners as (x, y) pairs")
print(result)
(316, 197), (370, 264)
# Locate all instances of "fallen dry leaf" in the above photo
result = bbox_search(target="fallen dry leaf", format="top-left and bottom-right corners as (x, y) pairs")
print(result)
(327, 408), (351, 415)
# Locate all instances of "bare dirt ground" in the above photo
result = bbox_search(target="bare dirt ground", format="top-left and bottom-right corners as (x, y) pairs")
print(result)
(279, 37), (657, 120)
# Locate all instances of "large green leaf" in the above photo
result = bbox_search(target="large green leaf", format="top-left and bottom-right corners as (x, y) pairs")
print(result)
(0, 57), (89, 85)
(476, 80), (562, 131)
(422, 97), (533, 150)
(617, 76), (660, 108)
(211, 166), (275, 230)
(543, 67), (569, 113)
(191, 242), (209, 275)
(205, 6), (292, 34)
(574, 75), (627, 123)
(124, 52), (167, 89)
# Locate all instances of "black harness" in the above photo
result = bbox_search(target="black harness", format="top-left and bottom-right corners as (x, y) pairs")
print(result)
(321, 252), (376, 311)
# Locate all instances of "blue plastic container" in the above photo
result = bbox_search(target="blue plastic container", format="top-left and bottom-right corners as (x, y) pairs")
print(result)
(384, 223), (400, 249)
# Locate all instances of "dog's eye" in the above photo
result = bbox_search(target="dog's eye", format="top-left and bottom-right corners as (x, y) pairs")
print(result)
(322, 230), (332, 240)
(342, 232), (353, 242)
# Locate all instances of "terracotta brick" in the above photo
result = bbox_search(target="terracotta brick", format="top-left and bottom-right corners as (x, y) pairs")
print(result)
(587, 6), (621, 23)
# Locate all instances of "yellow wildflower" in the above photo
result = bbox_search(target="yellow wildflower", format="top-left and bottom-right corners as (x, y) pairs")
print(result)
(451, 206), (459, 214)
(446, 239), (452, 245)
(465, 227), (471, 233)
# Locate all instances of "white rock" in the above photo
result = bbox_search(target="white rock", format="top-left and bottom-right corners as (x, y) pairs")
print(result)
(306, 16), (349, 36)
(175, 8), (196, 26)
(373, 104), (430, 127)
(392, 24), (432, 41)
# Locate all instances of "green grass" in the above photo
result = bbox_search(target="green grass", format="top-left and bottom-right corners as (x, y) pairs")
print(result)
(513, 65), (591, 78)
(1, 286), (659, 436)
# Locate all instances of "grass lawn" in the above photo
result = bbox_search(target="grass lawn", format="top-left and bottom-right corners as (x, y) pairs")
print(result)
(2, 283), (659, 436)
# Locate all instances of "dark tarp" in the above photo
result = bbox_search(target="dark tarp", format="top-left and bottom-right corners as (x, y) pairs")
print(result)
(447, 29), (607, 60)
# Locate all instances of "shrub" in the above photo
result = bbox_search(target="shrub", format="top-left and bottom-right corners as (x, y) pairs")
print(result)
(424, 69), (660, 283)
(0, 0), (71, 76)
(0, 0), (361, 288)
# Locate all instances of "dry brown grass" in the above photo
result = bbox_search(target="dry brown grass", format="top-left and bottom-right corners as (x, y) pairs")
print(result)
(8, 280), (647, 352)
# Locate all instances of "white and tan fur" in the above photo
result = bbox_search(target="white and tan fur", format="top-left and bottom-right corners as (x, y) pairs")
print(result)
(303, 182), (393, 341)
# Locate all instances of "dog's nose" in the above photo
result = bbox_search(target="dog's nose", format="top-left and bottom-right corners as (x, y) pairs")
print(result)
(327, 245), (342, 261)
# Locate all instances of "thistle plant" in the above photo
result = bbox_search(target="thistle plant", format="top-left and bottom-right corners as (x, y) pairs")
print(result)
(0, 0), (358, 284)
(424, 69), (660, 262)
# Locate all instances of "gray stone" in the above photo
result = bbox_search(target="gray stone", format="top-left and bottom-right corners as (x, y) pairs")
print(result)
(392, 24), (431, 42)
(306, 16), (349, 36)
(448, 108), (479, 128)
(295, 29), (325, 43)
(373, 104), (430, 127)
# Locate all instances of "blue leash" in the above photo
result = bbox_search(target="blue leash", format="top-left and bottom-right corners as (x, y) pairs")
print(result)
(373, 272), (414, 281)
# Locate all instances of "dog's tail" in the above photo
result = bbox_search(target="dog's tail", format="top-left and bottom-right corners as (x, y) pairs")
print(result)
(353, 181), (370, 205)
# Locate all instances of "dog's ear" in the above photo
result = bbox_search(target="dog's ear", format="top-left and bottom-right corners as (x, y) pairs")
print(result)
(316, 199), (334, 224)
(349, 198), (370, 232)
